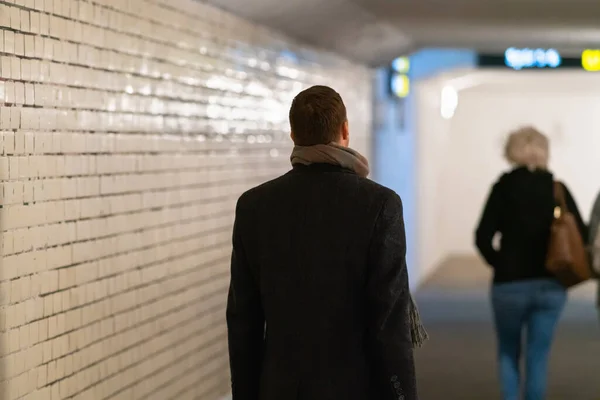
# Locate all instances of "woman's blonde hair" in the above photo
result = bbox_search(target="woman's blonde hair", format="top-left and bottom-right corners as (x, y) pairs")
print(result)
(504, 126), (549, 170)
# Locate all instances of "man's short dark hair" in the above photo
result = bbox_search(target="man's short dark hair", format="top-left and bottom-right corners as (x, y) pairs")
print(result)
(289, 85), (347, 146)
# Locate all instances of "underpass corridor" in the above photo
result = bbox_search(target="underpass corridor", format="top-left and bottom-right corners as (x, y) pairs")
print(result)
(2, 0), (600, 398)
(415, 256), (600, 399)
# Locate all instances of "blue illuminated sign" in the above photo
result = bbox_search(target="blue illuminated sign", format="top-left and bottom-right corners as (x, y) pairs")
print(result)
(504, 48), (562, 70)
(389, 57), (410, 99)
(391, 57), (410, 73)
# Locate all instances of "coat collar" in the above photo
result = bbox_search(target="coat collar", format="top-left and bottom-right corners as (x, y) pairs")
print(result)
(289, 163), (357, 175)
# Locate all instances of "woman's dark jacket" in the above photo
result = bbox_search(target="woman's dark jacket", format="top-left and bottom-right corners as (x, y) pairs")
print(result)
(475, 166), (587, 283)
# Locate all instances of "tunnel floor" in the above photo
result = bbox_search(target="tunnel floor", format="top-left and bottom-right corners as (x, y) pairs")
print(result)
(414, 256), (600, 400)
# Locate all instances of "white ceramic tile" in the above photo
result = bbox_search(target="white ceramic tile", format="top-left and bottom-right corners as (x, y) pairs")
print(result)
(11, 5), (21, 30)
(14, 33), (25, 56)
(4, 30), (15, 54)
(0, 7), (10, 28)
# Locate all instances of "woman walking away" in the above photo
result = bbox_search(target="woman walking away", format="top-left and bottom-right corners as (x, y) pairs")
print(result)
(475, 126), (587, 400)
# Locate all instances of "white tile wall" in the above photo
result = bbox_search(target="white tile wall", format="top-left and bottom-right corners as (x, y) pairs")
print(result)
(0, 0), (372, 399)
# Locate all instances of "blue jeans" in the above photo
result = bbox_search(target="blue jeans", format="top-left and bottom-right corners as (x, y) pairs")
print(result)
(491, 279), (566, 400)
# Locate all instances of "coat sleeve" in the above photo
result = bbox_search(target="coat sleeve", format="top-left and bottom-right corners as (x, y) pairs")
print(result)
(226, 198), (265, 400)
(475, 182), (502, 267)
(366, 193), (418, 400)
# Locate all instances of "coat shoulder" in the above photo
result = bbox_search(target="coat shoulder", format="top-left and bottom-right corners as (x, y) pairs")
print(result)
(236, 173), (292, 209)
(238, 172), (399, 210)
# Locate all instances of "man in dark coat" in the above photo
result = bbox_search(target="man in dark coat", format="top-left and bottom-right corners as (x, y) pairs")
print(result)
(226, 85), (418, 400)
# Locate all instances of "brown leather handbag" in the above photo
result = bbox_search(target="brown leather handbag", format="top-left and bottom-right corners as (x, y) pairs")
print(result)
(545, 181), (592, 288)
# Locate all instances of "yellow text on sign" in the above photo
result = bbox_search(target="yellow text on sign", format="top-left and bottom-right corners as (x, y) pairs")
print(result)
(391, 74), (410, 98)
(582, 50), (600, 71)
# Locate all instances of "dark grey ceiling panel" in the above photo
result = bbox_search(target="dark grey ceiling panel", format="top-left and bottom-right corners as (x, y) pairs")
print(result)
(203, 0), (600, 66)
(202, 0), (412, 66)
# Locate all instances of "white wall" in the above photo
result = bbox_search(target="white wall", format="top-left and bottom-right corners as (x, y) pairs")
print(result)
(0, 0), (372, 399)
(415, 70), (600, 283)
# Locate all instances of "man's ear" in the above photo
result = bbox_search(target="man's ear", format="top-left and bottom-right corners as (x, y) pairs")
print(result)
(341, 120), (349, 142)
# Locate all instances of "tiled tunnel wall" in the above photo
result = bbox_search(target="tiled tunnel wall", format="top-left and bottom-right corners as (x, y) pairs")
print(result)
(0, 0), (372, 399)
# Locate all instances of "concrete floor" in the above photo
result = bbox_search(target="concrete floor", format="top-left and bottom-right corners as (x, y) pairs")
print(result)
(414, 256), (600, 400)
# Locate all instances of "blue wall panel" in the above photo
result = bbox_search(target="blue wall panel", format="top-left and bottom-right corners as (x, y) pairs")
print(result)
(372, 48), (477, 287)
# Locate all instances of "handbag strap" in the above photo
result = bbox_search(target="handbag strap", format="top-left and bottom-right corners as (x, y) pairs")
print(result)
(553, 181), (568, 213)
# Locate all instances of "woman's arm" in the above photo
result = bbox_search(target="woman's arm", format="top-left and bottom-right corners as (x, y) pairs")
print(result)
(475, 182), (502, 267)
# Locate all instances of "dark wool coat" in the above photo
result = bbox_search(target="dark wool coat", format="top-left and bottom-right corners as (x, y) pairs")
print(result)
(227, 163), (417, 400)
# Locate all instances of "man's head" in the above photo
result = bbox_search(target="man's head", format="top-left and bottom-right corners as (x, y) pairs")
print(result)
(289, 85), (349, 147)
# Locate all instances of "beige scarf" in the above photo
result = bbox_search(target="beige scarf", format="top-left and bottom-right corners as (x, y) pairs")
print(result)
(291, 142), (370, 177)
(290, 143), (428, 348)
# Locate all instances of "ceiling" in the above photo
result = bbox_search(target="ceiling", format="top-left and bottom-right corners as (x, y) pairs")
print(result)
(203, 0), (600, 66)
